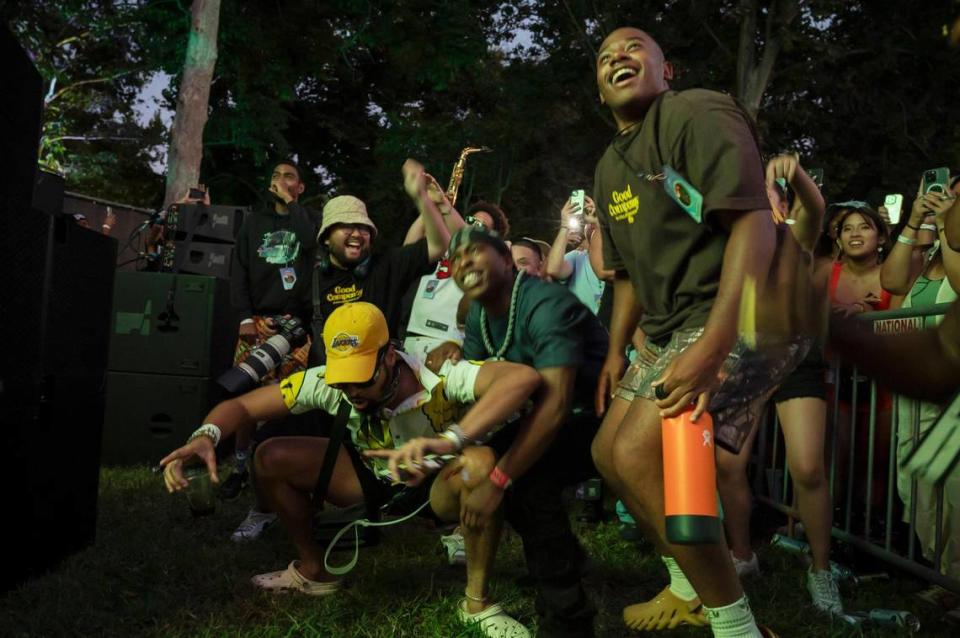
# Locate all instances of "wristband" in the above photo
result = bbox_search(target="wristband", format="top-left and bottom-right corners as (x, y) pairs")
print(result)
(896, 235), (917, 246)
(102, 224), (111, 230)
(906, 223), (921, 230)
(187, 423), (222, 447)
(488, 466), (513, 490)
(440, 423), (472, 452)
(920, 223), (938, 232)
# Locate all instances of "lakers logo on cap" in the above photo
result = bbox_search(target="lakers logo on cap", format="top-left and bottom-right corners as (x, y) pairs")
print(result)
(330, 332), (360, 351)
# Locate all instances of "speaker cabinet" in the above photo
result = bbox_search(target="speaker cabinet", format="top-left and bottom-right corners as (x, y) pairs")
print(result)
(108, 272), (234, 377)
(101, 372), (215, 465)
(173, 240), (234, 279)
(174, 203), (246, 243)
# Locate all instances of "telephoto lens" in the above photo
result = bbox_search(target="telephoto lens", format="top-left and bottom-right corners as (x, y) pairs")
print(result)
(217, 316), (308, 394)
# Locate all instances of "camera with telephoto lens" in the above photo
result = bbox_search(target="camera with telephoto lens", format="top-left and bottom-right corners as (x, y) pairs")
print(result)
(217, 316), (308, 394)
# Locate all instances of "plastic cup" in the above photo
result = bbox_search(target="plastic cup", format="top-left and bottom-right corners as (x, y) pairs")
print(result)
(183, 466), (216, 517)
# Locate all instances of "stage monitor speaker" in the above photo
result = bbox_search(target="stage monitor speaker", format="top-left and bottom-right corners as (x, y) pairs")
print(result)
(173, 240), (234, 279)
(101, 372), (215, 465)
(108, 272), (233, 377)
(173, 203), (246, 243)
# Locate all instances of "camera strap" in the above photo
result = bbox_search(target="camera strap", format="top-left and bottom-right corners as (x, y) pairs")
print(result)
(311, 399), (353, 508)
(323, 497), (432, 576)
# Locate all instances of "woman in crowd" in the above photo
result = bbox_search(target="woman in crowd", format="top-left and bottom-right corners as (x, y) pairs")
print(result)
(718, 154), (844, 614)
(881, 176), (960, 605)
(818, 203), (898, 515)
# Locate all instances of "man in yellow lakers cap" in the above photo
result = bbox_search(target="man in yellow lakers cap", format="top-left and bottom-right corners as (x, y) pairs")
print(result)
(160, 302), (538, 637)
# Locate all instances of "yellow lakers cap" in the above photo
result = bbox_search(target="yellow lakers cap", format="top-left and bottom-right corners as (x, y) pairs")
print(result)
(323, 302), (389, 385)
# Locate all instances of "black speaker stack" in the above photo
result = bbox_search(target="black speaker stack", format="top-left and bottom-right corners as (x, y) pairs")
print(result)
(101, 272), (234, 465)
(170, 203), (246, 280)
(0, 27), (116, 592)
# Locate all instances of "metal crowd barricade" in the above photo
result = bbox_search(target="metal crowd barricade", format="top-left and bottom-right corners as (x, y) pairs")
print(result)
(754, 303), (959, 593)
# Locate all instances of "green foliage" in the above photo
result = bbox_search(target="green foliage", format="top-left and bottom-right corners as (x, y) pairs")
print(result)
(10, 1), (960, 233)
(7, 0), (166, 205)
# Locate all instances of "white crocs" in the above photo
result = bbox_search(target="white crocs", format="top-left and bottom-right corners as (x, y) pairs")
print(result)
(251, 561), (339, 597)
(457, 599), (531, 638)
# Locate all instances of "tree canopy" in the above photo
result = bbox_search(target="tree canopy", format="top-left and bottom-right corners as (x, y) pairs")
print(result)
(8, 0), (959, 242)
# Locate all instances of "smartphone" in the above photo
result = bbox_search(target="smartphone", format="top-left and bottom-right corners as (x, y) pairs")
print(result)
(923, 167), (950, 195)
(188, 187), (205, 200)
(883, 194), (903, 225)
(807, 168), (825, 189)
(395, 453), (457, 481)
(568, 189), (585, 229)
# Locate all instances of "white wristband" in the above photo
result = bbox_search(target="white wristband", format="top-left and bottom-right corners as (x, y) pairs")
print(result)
(896, 235), (917, 246)
(187, 423), (222, 447)
(440, 423), (472, 452)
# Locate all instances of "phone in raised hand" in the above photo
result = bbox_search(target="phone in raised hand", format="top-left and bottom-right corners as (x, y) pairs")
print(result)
(883, 194), (903, 225)
(923, 167), (950, 195)
(568, 189), (585, 229)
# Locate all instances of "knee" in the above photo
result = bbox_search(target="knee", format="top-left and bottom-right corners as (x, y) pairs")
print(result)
(253, 439), (288, 480)
(458, 446), (497, 490)
(789, 460), (825, 491)
(591, 436), (616, 482)
(610, 435), (652, 483)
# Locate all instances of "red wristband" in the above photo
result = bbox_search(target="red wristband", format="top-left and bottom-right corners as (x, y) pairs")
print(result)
(488, 466), (513, 490)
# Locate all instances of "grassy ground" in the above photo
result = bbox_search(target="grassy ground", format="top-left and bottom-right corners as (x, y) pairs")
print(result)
(0, 466), (954, 637)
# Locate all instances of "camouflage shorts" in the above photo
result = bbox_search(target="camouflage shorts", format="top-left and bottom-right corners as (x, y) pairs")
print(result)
(617, 328), (811, 454)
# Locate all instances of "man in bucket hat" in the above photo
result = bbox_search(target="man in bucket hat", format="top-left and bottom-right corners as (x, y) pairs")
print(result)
(311, 159), (454, 362)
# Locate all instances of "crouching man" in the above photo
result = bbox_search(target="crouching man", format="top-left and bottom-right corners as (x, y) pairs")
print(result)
(161, 302), (538, 637)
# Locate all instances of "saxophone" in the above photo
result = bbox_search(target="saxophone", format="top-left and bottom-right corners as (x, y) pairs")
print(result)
(446, 146), (492, 206)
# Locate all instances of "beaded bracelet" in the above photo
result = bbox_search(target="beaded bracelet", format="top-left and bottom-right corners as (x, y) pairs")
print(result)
(187, 423), (222, 447)
(440, 423), (472, 452)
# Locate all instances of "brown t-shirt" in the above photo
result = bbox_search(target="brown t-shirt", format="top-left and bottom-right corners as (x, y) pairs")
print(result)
(594, 88), (768, 343)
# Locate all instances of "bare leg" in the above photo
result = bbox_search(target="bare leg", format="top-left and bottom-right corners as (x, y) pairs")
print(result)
(611, 397), (743, 607)
(431, 446), (503, 614)
(593, 396), (667, 551)
(254, 436), (363, 582)
(717, 421), (761, 562)
(777, 398), (832, 571)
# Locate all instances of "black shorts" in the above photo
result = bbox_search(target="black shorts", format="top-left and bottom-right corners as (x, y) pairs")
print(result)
(771, 346), (827, 403)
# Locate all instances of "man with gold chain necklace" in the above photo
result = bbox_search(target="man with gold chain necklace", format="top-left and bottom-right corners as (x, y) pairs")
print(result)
(427, 225), (609, 637)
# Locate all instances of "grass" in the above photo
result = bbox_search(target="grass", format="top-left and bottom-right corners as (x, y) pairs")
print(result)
(0, 466), (955, 637)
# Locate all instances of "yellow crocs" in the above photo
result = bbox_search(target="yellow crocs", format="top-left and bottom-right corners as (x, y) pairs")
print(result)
(623, 586), (709, 631)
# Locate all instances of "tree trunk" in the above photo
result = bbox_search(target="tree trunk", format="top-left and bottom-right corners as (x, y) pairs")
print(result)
(735, 0), (799, 121)
(163, 0), (221, 207)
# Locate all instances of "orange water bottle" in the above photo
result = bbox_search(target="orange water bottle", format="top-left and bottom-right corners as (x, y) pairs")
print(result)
(660, 401), (722, 545)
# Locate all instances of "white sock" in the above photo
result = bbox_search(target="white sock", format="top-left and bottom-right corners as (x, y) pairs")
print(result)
(662, 555), (699, 602)
(703, 595), (762, 638)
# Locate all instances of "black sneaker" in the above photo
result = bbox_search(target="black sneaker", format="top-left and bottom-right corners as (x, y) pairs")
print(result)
(218, 470), (248, 501)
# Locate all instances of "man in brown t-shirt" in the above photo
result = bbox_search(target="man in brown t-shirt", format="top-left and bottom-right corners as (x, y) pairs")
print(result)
(590, 27), (807, 638)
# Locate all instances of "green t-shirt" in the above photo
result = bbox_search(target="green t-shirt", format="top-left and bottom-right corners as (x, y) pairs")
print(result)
(462, 276), (608, 407)
(594, 89), (768, 343)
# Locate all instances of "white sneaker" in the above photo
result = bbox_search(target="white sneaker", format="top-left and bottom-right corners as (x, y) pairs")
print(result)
(441, 532), (466, 565)
(806, 567), (843, 614)
(731, 551), (760, 578)
(231, 509), (277, 543)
